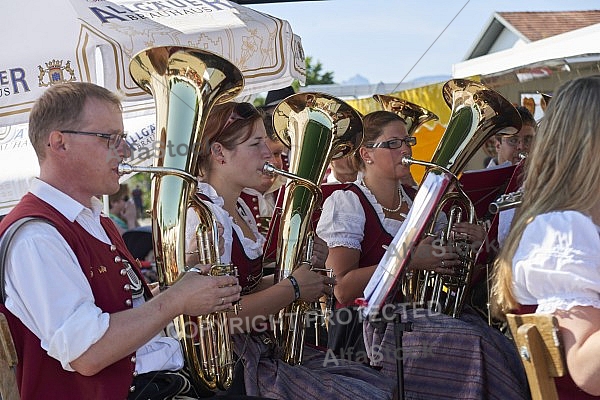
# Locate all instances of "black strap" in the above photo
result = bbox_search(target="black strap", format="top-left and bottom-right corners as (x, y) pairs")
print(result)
(0, 217), (51, 304)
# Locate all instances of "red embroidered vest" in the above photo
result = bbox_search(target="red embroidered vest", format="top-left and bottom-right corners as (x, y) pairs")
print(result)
(0, 194), (144, 400)
(194, 193), (263, 294)
(325, 183), (417, 308)
(231, 229), (263, 294)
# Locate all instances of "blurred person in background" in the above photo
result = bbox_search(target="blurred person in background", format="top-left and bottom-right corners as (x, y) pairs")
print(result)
(108, 183), (139, 235)
(487, 105), (536, 168)
(131, 184), (144, 219)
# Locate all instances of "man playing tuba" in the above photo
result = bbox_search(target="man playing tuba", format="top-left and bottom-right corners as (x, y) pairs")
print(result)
(0, 82), (242, 400)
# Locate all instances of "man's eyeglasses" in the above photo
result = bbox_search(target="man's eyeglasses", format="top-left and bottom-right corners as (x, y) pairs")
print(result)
(214, 102), (258, 140)
(61, 130), (128, 149)
(365, 137), (417, 149)
(503, 136), (533, 147)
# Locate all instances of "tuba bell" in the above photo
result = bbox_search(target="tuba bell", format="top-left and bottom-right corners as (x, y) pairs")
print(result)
(373, 94), (438, 135)
(119, 46), (243, 392)
(262, 92), (363, 365)
(362, 79), (521, 319)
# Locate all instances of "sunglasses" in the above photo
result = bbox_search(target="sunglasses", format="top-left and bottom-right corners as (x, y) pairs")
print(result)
(503, 136), (533, 147)
(213, 102), (258, 141)
(365, 137), (417, 149)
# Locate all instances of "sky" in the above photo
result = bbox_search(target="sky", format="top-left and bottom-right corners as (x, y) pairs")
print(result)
(251, 0), (600, 86)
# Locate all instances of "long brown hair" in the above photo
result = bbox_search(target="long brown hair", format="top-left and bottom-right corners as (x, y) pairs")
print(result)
(491, 75), (600, 317)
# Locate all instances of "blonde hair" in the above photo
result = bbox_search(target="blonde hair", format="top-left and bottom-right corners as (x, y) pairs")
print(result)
(491, 75), (600, 317)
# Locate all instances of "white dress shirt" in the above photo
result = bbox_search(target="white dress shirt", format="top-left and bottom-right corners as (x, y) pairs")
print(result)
(4, 179), (182, 373)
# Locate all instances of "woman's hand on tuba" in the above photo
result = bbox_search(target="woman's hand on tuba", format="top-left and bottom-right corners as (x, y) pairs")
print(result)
(290, 264), (336, 303)
(451, 221), (486, 253)
(410, 236), (461, 275)
(309, 235), (329, 269)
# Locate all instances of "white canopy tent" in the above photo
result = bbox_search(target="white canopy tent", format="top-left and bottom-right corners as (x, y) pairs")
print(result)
(453, 22), (600, 80)
(0, 0), (305, 215)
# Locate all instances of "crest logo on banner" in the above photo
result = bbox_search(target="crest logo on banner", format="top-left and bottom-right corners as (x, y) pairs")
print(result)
(37, 59), (77, 87)
(0, 125), (29, 150)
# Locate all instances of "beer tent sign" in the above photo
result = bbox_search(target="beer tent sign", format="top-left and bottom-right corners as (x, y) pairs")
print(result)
(0, 0), (305, 215)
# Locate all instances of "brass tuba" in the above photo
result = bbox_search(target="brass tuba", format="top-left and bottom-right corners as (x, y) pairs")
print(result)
(263, 92), (363, 364)
(373, 94), (438, 135)
(362, 79), (521, 319)
(119, 46), (243, 392)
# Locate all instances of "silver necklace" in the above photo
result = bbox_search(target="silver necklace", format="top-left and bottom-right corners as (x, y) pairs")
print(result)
(361, 179), (403, 213)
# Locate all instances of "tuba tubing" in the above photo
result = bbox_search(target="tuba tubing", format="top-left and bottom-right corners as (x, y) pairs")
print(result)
(124, 46), (244, 392)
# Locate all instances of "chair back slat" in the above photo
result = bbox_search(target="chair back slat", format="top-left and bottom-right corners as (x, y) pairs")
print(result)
(506, 313), (566, 400)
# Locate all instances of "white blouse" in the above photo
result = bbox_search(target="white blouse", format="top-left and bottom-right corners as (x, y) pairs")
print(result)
(186, 182), (265, 262)
(512, 210), (600, 313)
(316, 181), (410, 250)
(497, 208), (515, 249)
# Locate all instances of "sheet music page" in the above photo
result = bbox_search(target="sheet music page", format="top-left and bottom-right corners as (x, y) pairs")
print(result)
(361, 172), (451, 318)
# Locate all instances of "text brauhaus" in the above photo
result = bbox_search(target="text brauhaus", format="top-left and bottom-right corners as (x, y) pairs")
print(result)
(89, 0), (236, 23)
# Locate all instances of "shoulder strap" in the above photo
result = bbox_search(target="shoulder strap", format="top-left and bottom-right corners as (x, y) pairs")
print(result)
(0, 217), (52, 304)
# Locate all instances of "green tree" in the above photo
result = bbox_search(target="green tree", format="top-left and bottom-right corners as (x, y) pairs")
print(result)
(305, 56), (335, 85)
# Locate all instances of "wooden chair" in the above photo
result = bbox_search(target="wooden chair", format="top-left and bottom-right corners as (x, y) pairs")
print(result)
(506, 313), (566, 400)
(0, 312), (19, 400)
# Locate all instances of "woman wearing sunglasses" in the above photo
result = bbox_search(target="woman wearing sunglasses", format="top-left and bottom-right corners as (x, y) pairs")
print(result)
(315, 110), (529, 399)
(185, 102), (396, 400)
(108, 183), (139, 235)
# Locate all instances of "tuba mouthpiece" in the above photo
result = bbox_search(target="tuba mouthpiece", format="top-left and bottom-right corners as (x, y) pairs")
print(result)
(118, 163), (134, 175)
(401, 156), (414, 166)
(262, 162), (276, 176)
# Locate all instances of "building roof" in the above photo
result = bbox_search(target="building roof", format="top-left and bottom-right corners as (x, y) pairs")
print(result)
(464, 10), (600, 60)
(453, 22), (600, 81)
(498, 10), (600, 42)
